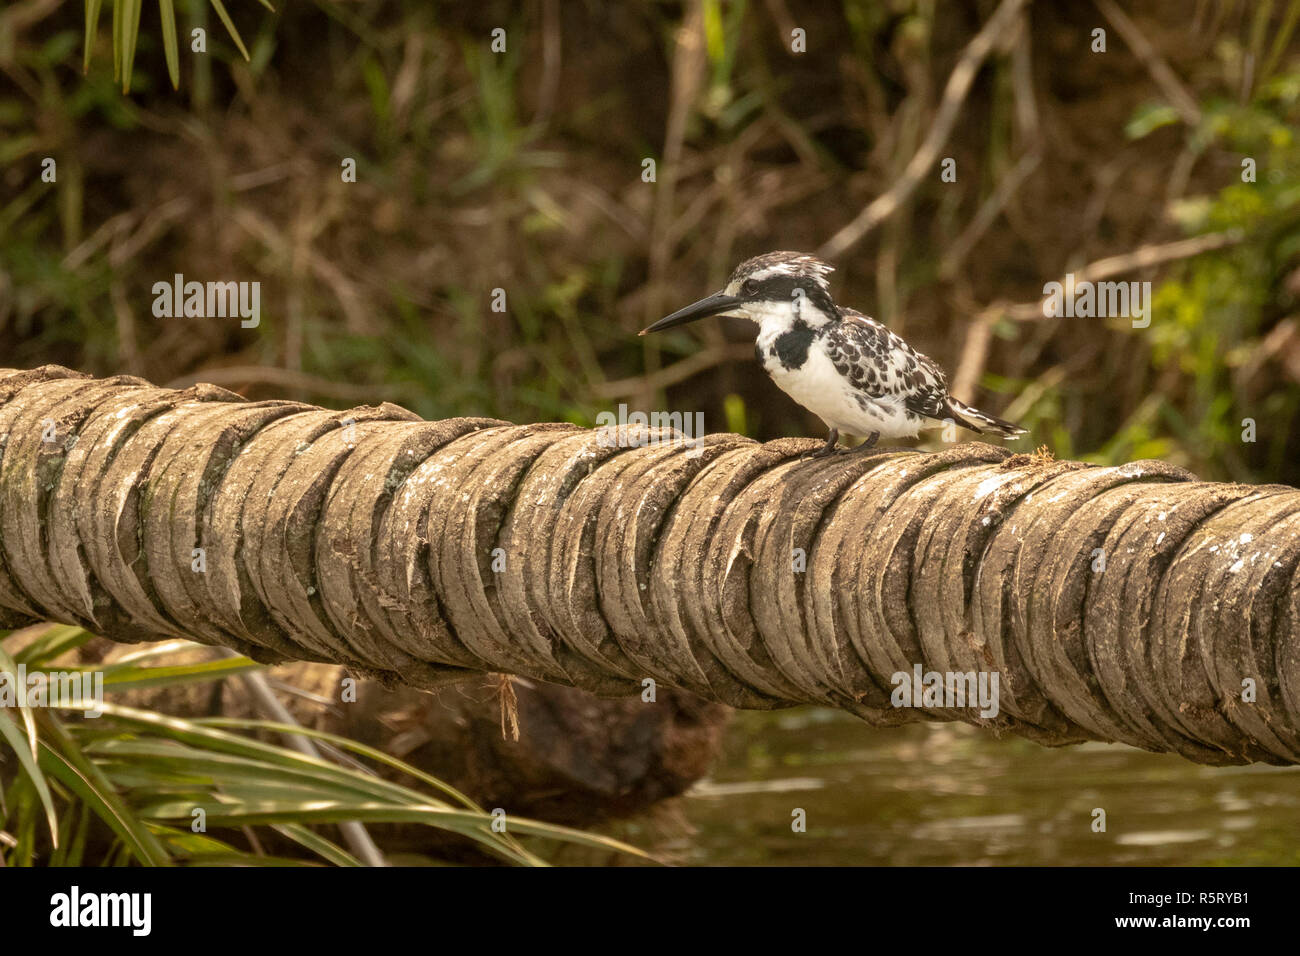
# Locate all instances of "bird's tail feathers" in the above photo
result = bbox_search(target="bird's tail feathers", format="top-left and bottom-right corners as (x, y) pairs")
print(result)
(943, 398), (1026, 438)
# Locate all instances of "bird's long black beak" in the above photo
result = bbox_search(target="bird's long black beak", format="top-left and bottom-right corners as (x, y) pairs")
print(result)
(639, 293), (744, 335)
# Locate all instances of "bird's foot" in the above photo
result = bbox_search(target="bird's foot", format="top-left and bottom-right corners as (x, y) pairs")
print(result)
(800, 428), (841, 460)
(801, 444), (844, 460)
(850, 432), (881, 453)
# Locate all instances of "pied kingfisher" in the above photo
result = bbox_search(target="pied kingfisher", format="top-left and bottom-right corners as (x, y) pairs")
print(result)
(641, 251), (1026, 457)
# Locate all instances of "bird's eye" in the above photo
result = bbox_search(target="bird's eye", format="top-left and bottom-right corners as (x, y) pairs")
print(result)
(741, 279), (758, 296)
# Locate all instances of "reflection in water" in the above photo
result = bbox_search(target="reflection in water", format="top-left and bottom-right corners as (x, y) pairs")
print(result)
(683, 707), (1300, 865)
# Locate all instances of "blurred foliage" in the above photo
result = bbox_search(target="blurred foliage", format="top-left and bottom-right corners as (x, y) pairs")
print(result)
(1093, 70), (1300, 474)
(0, 625), (650, 865)
(81, 0), (273, 93)
(0, 0), (1298, 487)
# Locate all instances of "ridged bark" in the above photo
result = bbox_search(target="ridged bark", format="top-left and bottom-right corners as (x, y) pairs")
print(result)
(2, 366), (1299, 765)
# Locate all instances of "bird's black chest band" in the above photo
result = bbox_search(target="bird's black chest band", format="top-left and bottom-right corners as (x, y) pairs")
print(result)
(771, 321), (817, 370)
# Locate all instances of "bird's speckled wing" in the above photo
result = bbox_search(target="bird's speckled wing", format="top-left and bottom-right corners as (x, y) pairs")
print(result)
(823, 309), (950, 420)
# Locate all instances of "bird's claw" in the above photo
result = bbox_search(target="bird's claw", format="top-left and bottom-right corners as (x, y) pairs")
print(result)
(801, 445), (844, 460)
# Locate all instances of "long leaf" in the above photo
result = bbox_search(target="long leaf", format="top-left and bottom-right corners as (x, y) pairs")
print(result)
(36, 714), (171, 866)
(208, 0), (251, 61)
(141, 799), (546, 865)
(111, 0), (121, 82)
(84, 0), (106, 73)
(100, 639), (204, 666)
(78, 706), (461, 809)
(272, 823), (362, 866)
(100, 656), (261, 689)
(143, 799), (652, 862)
(0, 644), (58, 846)
(64, 804), (92, 866)
(199, 716), (486, 811)
(0, 710), (58, 848)
(12, 625), (92, 666)
(158, 0), (180, 89)
(92, 741), (412, 804)
(0, 644), (38, 761)
(120, 0), (144, 92)
(93, 707), (549, 862)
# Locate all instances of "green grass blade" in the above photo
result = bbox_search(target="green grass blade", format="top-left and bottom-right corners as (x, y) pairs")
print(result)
(272, 823), (362, 866)
(0, 643), (39, 761)
(0, 709), (58, 847)
(65, 803), (92, 866)
(1262, 0), (1300, 82)
(11, 625), (93, 667)
(77, 705), (461, 809)
(208, 0), (251, 61)
(48, 803), (94, 866)
(9, 784), (37, 866)
(143, 799), (651, 862)
(121, 0), (144, 92)
(111, 0), (121, 83)
(100, 639), (202, 666)
(100, 655), (261, 690)
(83, 0), (105, 73)
(199, 717), (486, 811)
(90, 739), (417, 804)
(140, 799), (545, 865)
(195, 716), (543, 862)
(148, 822), (247, 861)
(181, 853), (324, 866)
(36, 714), (171, 866)
(158, 0), (180, 89)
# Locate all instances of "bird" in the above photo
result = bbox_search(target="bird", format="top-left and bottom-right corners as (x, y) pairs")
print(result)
(640, 251), (1027, 458)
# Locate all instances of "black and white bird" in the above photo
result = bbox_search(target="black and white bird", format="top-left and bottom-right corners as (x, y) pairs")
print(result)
(641, 251), (1026, 457)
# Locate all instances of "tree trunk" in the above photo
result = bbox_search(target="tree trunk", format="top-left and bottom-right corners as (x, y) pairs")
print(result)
(3, 365), (1299, 766)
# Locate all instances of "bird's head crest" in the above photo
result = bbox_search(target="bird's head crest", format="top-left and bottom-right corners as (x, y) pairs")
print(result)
(728, 251), (835, 294)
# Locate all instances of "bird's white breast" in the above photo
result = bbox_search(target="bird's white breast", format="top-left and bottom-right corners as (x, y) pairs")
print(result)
(759, 333), (921, 439)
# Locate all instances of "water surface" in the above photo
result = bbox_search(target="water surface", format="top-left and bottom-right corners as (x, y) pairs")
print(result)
(682, 708), (1300, 865)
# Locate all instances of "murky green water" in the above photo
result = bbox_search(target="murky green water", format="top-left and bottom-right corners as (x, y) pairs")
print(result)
(681, 708), (1300, 865)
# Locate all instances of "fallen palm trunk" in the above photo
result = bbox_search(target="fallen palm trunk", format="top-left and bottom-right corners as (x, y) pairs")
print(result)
(1, 365), (1298, 766)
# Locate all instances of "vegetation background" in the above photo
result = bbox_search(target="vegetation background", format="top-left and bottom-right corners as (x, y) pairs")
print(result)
(2, 0), (1300, 866)
(3, 0), (1299, 481)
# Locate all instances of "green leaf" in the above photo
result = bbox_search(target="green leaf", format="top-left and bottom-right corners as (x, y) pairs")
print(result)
(100, 655), (262, 690)
(199, 716), (485, 810)
(36, 714), (171, 866)
(49, 804), (92, 866)
(83, 0), (105, 73)
(159, 0), (180, 89)
(12, 625), (93, 666)
(143, 799), (652, 862)
(1125, 103), (1179, 140)
(0, 643), (38, 762)
(120, 0), (144, 93)
(702, 0), (726, 64)
(208, 0), (252, 61)
(111, 0), (121, 82)
(90, 739), (412, 804)
(0, 709), (58, 847)
(80, 706), (460, 809)
(148, 822), (242, 859)
(272, 823), (362, 866)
